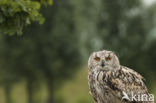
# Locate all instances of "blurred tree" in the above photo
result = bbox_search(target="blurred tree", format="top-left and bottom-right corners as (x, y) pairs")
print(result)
(73, 0), (156, 88)
(0, 35), (22, 103)
(94, 0), (156, 87)
(0, 0), (81, 103)
(72, 0), (103, 60)
(0, 0), (52, 35)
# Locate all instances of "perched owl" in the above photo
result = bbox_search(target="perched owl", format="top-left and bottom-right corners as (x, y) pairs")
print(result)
(88, 50), (154, 103)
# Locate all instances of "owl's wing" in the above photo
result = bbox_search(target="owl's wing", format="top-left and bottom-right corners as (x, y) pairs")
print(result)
(99, 66), (149, 102)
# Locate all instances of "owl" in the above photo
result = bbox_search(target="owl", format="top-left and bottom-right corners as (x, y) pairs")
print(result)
(88, 50), (154, 103)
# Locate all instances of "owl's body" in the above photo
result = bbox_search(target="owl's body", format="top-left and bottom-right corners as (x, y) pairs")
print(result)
(88, 50), (153, 103)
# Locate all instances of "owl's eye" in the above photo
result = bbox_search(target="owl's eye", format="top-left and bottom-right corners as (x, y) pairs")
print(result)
(94, 57), (100, 61)
(105, 57), (111, 61)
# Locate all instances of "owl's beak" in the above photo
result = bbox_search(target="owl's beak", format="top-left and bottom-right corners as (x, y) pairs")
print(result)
(101, 60), (105, 67)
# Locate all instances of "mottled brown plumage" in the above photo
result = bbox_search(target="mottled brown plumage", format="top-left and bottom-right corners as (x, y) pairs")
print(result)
(88, 50), (154, 103)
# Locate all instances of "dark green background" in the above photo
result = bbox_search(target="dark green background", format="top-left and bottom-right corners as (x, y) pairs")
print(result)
(0, 0), (155, 103)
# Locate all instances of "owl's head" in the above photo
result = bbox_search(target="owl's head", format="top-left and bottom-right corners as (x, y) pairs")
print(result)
(88, 50), (120, 71)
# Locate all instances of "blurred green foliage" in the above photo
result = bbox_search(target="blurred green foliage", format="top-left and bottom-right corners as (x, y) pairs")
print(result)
(0, 0), (81, 103)
(0, 0), (156, 103)
(73, 0), (156, 87)
(0, 0), (52, 35)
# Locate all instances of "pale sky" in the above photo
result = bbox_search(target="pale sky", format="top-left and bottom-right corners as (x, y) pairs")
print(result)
(144, 0), (156, 5)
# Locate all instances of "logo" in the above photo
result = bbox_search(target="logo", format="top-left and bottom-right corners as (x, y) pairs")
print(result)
(122, 91), (130, 101)
(121, 91), (154, 102)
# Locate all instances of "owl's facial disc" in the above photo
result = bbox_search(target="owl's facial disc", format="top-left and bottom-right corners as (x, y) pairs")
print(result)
(88, 50), (120, 71)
